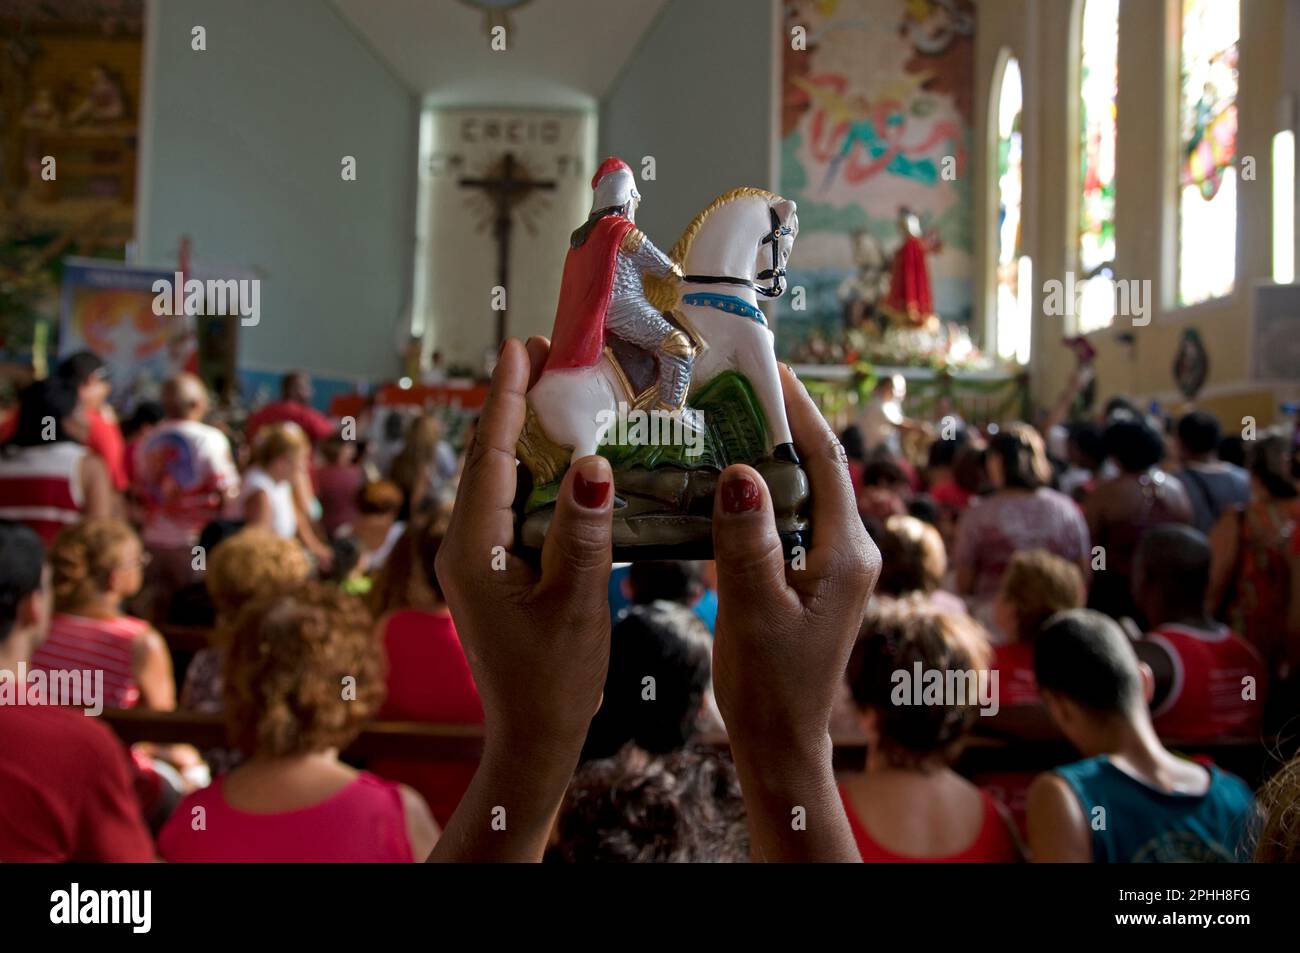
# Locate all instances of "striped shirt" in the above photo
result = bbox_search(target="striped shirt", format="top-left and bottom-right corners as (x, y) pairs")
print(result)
(0, 443), (87, 544)
(29, 613), (150, 709)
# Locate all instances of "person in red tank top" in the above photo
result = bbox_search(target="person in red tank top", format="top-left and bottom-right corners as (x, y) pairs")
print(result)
(0, 522), (155, 862)
(367, 514), (483, 826)
(839, 597), (1023, 862)
(159, 582), (438, 862)
(1132, 525), (1265, 741)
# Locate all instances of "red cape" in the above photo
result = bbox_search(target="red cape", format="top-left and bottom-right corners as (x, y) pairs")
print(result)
(884, 234), (934, 323)
(544, 215), (635, 372)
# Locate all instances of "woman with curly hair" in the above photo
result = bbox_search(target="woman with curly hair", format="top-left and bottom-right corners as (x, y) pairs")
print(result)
(158, 582), (438, 862)
(839, 596), (1023, 862)
(28, 518), (174, 710)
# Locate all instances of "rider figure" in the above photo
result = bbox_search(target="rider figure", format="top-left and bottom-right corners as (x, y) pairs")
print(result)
(548, 157), (696, 422)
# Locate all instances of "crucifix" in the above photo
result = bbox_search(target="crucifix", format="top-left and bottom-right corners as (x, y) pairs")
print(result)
(459, 152), (557, 348)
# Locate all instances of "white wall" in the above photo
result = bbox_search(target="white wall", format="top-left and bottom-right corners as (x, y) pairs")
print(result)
(599, 0), (777, 247)
(137, 0), (418, 383)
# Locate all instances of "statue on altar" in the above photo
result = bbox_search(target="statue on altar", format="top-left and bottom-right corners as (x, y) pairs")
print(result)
(837, 229), (892, 331)
(881, 207), (941, 331)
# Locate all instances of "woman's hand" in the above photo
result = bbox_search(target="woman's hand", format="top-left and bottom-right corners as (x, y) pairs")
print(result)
(710, 364), (880, 862)
(430, 336), (613, 862)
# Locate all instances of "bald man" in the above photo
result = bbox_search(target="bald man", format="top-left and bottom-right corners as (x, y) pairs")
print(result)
(131, 374), (240, 620)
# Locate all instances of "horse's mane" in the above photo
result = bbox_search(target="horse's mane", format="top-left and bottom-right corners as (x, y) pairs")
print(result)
(644, 186), (782, 313)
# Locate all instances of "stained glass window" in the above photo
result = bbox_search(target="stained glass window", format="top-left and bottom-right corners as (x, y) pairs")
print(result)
(995, 56), (1030, 364)
(1177, 0), (1239, 307)
(1077, 0), (1118, 333)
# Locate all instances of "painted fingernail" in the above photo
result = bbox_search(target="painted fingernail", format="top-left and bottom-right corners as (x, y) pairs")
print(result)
(721, 474), (762, 514)
(573, 467), (611, 509)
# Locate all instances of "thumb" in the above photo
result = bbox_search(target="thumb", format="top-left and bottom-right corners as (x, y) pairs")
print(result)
(711, 465), (792, 610)
(539, 455), (614, 601)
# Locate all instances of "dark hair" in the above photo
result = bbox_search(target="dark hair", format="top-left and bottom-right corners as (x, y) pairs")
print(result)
(582, 602), (712, 762)
(4, 378), (79, 448)
(55, 350), (105, 388)
(927, 435), (967, 470)
(839, 425), (866, 462)
(369, 513), (445, 615)
(627, 561), (703, 606)
(1250, 434), (1298, 500)
(847, 597), (990, 766)
(1104, 396), (1141, 422)
(1177, 411), (1222, 457)
(987, 424), (1050, 490)
(1134, 524), (1210, 608)
(1066, 421), (1106, 468)
(0, 522), (44, 644)
(122, 400), (165, 440)
(1033, 609), (1142, 713)
(862, 457), (908, 489)
(550, 745), (748, 863)
(1218, 435), (1247, 468)
(327, 536), (362, 583)
(1103, 418), (1165, 473)
(906, 494), (940, 527)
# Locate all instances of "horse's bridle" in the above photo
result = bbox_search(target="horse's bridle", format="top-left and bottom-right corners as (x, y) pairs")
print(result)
(682, 207), (793, 299)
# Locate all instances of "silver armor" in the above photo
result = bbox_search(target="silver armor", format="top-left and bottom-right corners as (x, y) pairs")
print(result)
(607, 227), (691, 410)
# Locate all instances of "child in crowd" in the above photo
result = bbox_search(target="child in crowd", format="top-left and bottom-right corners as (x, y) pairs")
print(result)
(990, 549), (1086, 712)
(314, 434), (365, 537)
(159, 582), (438, 862)
(1027, 610), (1254, 862)
(840, 597), (1022, 862)
(1131, 525), (1265, 741)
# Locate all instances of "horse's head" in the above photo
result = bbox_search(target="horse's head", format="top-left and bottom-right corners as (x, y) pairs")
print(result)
(650, 189), (799, 309)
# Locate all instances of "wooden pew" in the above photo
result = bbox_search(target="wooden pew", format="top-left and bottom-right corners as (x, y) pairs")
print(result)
(100, 708), (1287, 788)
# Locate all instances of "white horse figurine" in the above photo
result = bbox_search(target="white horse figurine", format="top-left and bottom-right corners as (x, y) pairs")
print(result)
(526, 187), (799, 467)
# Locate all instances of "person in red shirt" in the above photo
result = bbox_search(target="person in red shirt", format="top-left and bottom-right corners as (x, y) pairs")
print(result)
(58, 351), (128, 493)
(1133, 524), (1265, 741)
(0, 521), (155, 862)
(840, 597), (1023, 862)
(367, 514), (482, 825)
(245, 370), (336, 446)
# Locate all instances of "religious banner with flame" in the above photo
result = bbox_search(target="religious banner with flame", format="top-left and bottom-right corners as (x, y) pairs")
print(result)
(775, 0), (975, 361)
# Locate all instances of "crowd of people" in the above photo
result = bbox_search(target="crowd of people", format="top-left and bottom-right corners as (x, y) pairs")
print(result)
(0, 343), (1297, 863)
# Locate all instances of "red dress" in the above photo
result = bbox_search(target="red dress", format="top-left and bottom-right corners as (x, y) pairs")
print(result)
(839, 784), (1021, 862)
(883, 234), (935, 325)
(369, 609), (484, 826)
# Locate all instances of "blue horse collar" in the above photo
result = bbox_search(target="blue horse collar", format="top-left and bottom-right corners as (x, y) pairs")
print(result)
(681, 292), (767, 325)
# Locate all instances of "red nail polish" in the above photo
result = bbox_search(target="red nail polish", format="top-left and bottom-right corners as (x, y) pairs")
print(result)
(573, 471), (611, 509)
(722, 475), (761, 514)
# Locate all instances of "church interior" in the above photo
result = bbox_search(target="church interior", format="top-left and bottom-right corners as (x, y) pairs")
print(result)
(1, 0), (1300, 873)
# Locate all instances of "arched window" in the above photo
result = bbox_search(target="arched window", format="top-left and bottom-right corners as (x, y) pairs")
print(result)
(1077, 0), (1119, 332)
(994, 54), (1030, 364)
(1177, 0), (1239, 307)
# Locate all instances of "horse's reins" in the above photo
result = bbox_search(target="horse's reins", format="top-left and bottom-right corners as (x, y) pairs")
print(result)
(682, 207), (793, 299)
